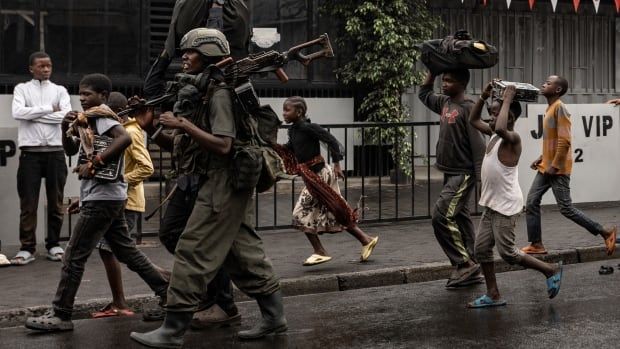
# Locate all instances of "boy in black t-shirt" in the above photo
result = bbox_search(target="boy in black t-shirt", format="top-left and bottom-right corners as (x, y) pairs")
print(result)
(418, 69), (486, 288)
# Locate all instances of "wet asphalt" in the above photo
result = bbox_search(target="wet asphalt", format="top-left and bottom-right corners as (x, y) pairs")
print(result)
(2, 258), (619, 349)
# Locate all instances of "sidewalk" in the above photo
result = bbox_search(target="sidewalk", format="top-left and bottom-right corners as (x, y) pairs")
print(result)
(0, 203), (618, 327)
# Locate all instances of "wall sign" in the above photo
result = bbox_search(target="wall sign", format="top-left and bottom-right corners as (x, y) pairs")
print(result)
(516, 104), (620, 204)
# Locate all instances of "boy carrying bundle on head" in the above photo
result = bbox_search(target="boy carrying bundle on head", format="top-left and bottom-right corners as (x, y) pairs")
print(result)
(467, 82), (562, 308)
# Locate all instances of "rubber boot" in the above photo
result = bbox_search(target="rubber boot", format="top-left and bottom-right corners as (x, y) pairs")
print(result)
(130, 311), (193, 349)
(237, 290), (287, 340)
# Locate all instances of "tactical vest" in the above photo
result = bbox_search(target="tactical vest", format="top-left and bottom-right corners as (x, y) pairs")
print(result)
(172, 85), (232, 176)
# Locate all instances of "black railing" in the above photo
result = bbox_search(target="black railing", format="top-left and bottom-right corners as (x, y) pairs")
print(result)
(60, 120), (482, 239)
(250, 121), (461, 230)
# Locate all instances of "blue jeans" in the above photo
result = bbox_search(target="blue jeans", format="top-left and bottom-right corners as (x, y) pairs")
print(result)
(525, 172), (604, 243)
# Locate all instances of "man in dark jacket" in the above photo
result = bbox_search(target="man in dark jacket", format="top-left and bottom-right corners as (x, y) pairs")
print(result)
(143, 0), (250, 99)
(419, 69), (486, 288)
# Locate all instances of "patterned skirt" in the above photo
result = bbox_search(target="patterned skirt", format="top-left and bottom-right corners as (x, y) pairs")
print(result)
(292, 164), (345, 234)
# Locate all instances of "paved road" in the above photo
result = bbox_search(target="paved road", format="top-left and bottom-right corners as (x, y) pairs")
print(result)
(1, 204), (618, 315)
(2, 259), (620, 348)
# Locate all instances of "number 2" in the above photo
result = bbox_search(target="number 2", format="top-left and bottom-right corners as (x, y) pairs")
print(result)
(574, 148), (583, 163)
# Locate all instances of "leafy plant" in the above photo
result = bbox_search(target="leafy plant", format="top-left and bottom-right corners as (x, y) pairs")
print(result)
(321, 0), (441, 177)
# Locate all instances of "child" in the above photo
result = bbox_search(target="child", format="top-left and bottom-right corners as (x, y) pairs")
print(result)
(25, 74), (168, 332)
(467, 82), (562, 308)
(520, 76), (617, 255)
(91, 91), (160, 318)
(280, 96), (378, 266)
(418, 70), (486, 288)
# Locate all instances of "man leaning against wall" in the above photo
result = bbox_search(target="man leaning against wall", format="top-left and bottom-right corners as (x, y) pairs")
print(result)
(10, 52), (71, 265)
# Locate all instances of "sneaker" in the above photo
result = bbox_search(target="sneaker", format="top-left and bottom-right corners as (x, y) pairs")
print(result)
(25, 310), (73, 332)
(191, 304), (241, 329)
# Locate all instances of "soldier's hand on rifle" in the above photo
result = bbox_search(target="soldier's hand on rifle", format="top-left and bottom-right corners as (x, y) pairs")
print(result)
(67, 200), (80, 214)
(159, 112), (186, 130)
(128, 96), (157, 131)
(333, 162), (345, 180)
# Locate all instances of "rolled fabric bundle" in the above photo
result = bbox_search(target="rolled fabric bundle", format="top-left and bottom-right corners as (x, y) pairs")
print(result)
(416, 29), (498, 75)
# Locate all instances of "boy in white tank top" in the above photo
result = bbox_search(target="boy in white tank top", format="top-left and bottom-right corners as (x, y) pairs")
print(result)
(466, 83), (563, 308)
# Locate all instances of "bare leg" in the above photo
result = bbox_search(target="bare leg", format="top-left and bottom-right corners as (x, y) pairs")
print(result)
(519, 254), (558, 278)
(305, 233), (328, 256)
(99, 249), (129, 309)
(480, 262), (501, 301)
(346, 225), (373, 246)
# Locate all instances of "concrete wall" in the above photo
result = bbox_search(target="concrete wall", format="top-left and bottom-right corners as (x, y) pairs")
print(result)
(264, 97), (356, 170)
(0, 95), (355, 246)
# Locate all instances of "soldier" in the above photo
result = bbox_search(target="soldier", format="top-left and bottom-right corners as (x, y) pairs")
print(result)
(130, 28), (286, 349)
(143, 0), (250, 99)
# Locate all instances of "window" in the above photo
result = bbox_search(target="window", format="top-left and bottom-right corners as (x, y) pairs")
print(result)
(0, 0), (145, 80)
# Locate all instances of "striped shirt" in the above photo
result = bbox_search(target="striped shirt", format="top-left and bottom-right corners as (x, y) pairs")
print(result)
(539, 99), (572, 175)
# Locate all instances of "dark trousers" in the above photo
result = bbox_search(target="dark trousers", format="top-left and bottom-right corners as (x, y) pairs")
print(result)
(53, 201), (168, 319)
(17, 150), (68, 253)
(431, 173), (477, 266)
(159, 187), (235, 312)
(125, 209), (140, 235)
(526, 172), (604, 243)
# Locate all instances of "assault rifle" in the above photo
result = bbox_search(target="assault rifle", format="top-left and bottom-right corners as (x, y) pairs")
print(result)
(124, 34), (334, 138)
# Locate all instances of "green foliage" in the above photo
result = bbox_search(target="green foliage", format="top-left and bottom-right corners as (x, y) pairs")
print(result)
(322, 0), (441, 177)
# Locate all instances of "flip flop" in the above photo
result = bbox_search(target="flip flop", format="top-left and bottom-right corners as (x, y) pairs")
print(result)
(92, 304), (135, 318)
(447, 264), (481, 288)
(546, 261), (563, 299)
(302, 254), (332, 266)
(360, 236), (379, 262)
(599, 265), (614, 275)
(47, 246), (65, 261)
(467, 295), (507, 308)
(10, 250), (35, 265)
(520, 245), (548, 255)
(604, 226), (617, 256)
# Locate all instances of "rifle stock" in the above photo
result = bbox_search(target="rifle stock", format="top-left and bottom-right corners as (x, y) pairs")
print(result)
(123, 34), (334, 138)
(221, 33), (334, 84)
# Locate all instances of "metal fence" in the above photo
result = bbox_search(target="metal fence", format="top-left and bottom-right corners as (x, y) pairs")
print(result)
(57, 120), (484, 241)
(248, 120), (477, 230)
(147, 120), (480, 231)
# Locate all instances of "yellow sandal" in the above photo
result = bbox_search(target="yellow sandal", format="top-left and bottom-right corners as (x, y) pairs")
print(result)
(302, 254), (332, 266)
(360, 236), (379, 262)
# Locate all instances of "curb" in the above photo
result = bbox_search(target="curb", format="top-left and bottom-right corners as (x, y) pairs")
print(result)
(1, 245), (616, 328)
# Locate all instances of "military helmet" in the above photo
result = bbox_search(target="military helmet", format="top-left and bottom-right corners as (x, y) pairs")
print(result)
(179, 28), (230, 57)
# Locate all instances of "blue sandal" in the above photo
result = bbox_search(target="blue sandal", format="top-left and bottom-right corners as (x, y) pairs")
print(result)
(546, 261), (563, 299)
(467, 294), (507, 308)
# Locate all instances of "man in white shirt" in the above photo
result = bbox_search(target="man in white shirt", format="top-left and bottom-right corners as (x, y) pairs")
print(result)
(10, 52), (71, 265)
